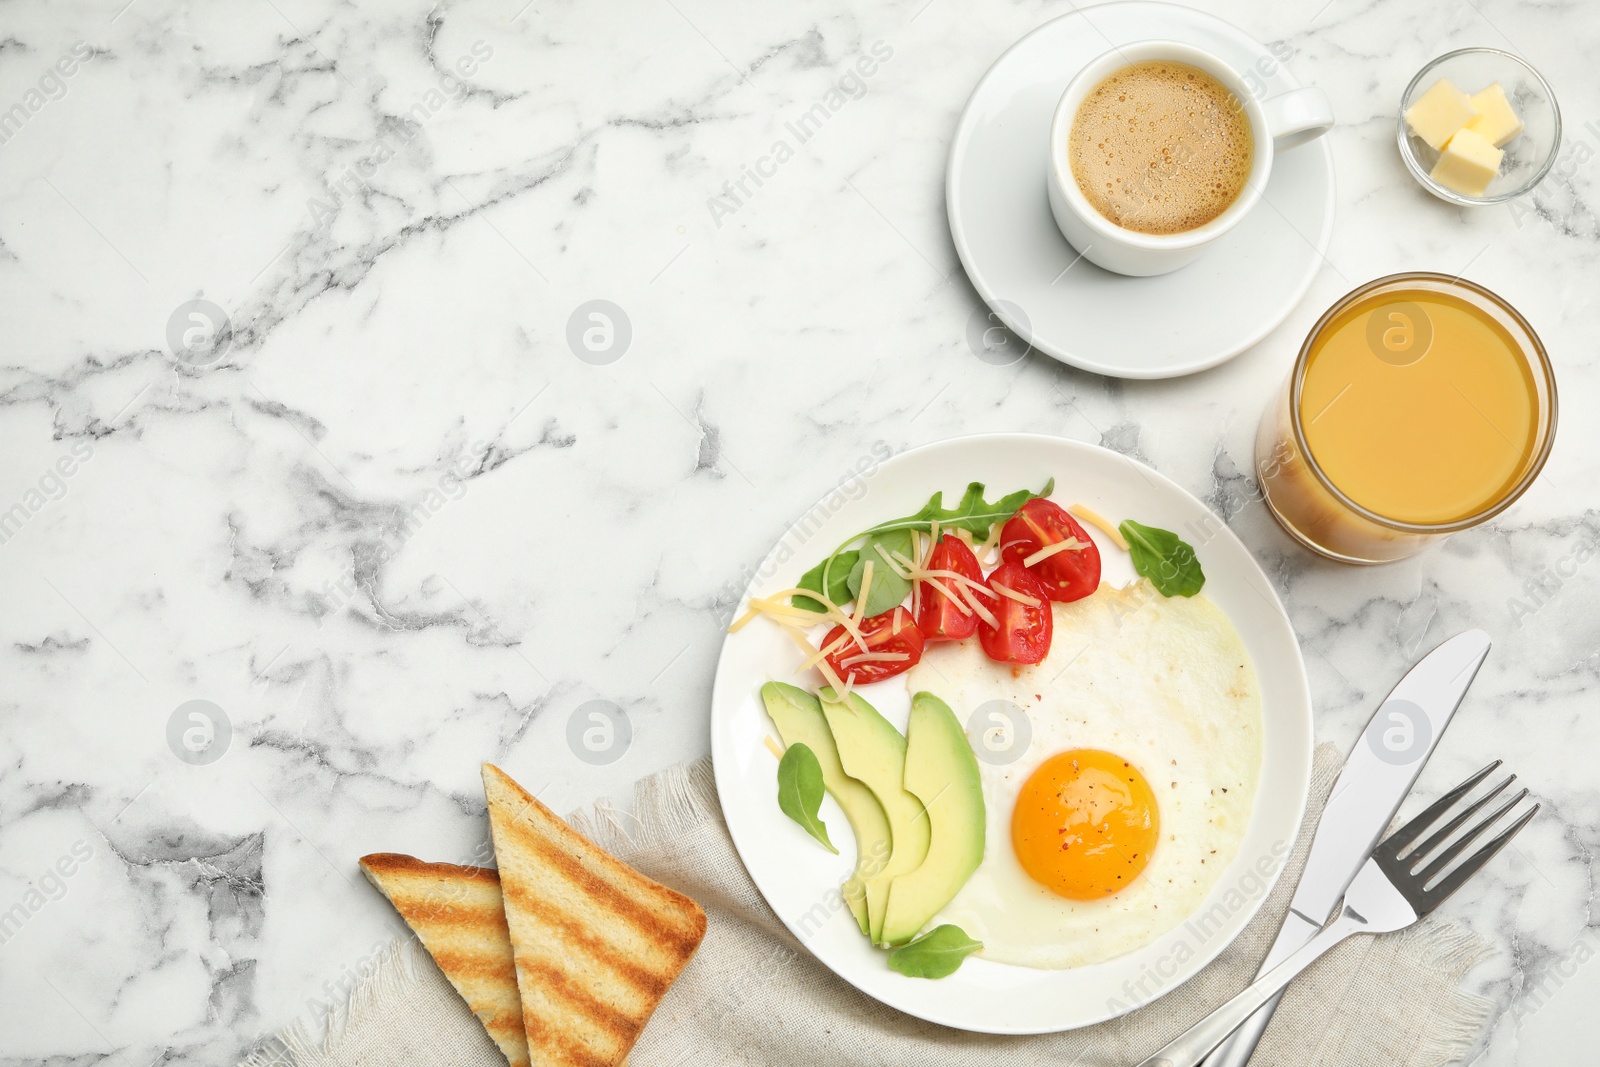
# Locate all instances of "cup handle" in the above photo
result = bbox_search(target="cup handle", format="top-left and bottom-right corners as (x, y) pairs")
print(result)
(1261, 87), (1334, 151)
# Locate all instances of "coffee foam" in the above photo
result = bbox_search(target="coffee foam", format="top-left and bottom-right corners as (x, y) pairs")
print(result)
(1068, 61), (1254, 236)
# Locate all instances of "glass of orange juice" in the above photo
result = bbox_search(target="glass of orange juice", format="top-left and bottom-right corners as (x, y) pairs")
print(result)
(1256, 272), (1557, 563)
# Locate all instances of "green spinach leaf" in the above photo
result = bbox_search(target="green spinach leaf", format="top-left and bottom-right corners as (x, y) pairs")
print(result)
(794, 549), (860, 612)
(886, 924), (983, 979)
(847, 530), (915, 618)
(1119, 519), (1204, 597)
(776, 743), (837, 854)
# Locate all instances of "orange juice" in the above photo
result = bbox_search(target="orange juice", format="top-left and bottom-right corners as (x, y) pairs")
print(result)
(1299, 288), (1541, 525)
(1257, 274), (1555, 563)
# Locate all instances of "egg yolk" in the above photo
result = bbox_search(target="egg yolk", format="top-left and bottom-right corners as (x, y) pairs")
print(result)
(1011, 748), (1160, 899)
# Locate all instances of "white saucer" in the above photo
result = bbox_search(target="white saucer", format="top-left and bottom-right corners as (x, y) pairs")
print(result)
(947, 2), (1337, 379)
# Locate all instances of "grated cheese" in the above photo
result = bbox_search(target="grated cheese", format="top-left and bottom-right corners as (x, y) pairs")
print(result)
(727, 604), (762, 633)
(854, 560), (875, 622)
(991, 582), (1042, 607)
(1071, 503), (1130, 551)
(922, 575), (972, 614)
(763, 735), (785, 760)
(977, 522), (1005, 564)
(915, 567), (996, 598)
(728, 596), (828, 633)
(873, 542), (911, 580)
(800, 631), (854, 671)
(840, 651), (910, 667)
(895, 545), (1005, 624)
(961, 584), (999, 627)
(781, 626), (849, 693)
(1022, 538), (1091, 567)
(732, 586), (871, 652)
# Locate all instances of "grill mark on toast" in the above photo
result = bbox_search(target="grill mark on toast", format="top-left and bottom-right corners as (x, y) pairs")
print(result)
(387, 899), (510, 928)
(474, 1006), (526, 1036)
(501, 813), (704, 956)
(521, 1012), (620, 1067)
(483, 773), (703, 941)
(500, 877), (669, 1000)
(431, 948), (519, 983)
(516, 956), (642, 1049)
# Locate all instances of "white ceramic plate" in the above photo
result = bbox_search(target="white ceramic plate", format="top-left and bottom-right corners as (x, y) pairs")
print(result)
(947, 2), (1337, 378)
(710, 434), (1313, 1033)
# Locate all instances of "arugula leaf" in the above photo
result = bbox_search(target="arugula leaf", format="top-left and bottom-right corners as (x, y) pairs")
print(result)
(847, 530), (914, 617)
(860, 479), (1055, 544)
(776, 743), (837, 854)
(794, 549), (860, 613)
(789, 480), (1053, 613)
(1119, 519), (1205, 597)
(886, 924), (983, 979)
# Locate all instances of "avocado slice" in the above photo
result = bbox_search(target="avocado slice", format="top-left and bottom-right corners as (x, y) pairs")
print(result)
(818, 687), (931, 945)
(880, 692), (986, 946)
(760, 682), (888, 935)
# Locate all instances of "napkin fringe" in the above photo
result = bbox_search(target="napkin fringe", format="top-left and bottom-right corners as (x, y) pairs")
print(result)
(238, 940), (424, 1067)
(1400, 920), (1496, 1067)
(569, 755), (718, 858)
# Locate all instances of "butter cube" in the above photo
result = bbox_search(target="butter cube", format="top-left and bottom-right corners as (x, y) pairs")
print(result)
(1430, 127), (1504, 196)
(1405, 78), (1479, 151)
(1466, 82), (1524, 147)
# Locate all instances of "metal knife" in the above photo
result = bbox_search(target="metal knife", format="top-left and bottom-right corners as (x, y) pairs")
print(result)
(1200, 628), (1493, 1067)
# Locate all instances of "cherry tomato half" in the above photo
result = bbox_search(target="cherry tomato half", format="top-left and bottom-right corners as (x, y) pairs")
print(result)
(821, 606), (926, 685)
(915, 534), (985, 643)
(978, 562), (1053, 665)
(1000, 498), (1101, 603)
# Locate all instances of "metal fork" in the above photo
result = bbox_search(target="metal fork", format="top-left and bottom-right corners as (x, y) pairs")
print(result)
(1135, 762), (1537, 1067)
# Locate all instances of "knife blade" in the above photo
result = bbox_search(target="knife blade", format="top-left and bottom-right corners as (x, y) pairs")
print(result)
(1201, 628), (1492, 1067)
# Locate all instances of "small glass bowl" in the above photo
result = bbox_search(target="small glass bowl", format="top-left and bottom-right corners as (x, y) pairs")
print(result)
(1397, 47), (1561, 206)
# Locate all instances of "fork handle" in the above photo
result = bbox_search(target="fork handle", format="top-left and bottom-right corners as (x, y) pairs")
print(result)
(1133, 906), (1370, 1067)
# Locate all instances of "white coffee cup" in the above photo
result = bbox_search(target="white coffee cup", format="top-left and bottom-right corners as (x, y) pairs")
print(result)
(1046, 41), (1333, 277)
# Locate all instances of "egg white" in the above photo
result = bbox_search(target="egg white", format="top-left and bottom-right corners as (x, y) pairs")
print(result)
(904, 581), (1262, 969)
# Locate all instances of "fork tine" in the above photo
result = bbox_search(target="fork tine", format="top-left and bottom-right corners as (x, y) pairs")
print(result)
(1420, 802), (1540, 910)
(1403, 774), (1515, 864)
(1415, 787), (1529, 885)
(1378, 760), (1503, 858)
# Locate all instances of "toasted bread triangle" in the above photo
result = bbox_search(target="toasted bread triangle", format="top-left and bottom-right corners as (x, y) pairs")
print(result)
(482, 763), (707, 1067)
(359, 853), (531, 1067)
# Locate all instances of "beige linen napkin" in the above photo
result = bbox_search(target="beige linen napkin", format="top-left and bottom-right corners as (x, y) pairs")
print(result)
(242, 744), (1494, 1067)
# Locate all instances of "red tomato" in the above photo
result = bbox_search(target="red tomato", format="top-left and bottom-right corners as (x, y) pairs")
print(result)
(1000, 499), (1101, 603)
(821, 606), (926, 685)
(915, 534), (985, 642)
(978, 562), (1053, 665)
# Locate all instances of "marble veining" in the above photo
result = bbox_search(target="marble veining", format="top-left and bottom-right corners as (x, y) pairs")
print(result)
(1, 0), (1597, 1063)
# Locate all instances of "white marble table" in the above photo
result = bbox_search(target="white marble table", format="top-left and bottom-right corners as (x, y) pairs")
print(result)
(1, 0), (1595, 1062)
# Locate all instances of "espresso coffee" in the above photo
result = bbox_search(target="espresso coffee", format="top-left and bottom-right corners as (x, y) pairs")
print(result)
(1068, 60), (1254, 236)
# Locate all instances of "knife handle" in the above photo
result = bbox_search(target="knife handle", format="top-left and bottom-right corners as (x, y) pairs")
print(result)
(1198, 908), (1322, 1067)
(1135, 909), (1369, 1067)
(1198, 990), (1282, 1067)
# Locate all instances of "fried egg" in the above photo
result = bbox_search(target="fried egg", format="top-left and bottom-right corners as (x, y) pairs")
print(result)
(904, 581), (1261, 969)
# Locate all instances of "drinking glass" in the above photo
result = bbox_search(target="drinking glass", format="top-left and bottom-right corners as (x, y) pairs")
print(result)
(1255, 272), (1556, 564)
